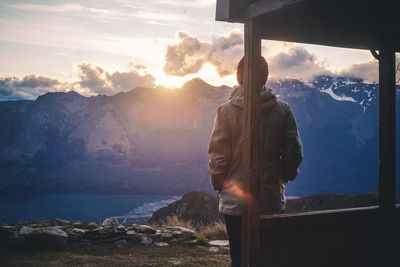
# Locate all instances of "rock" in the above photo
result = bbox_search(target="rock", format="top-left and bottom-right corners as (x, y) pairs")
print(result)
(68, 228), (87, 241)
(171, 230), (183, 238)
(209, 240), (229, 247)
(49, 219), (71, 227)
(165, 226), (195, 235)
(160, 231), (174, 241)
(209, 247), (219, 252)
(126, 230), (141, 244)
(154, 242), (169, 247)
(102, 217), (119, 233)
(131, 224), (157, 234)
(18, 226), (68, 248)
(152, 230), (175, 242)
(126, 230), (137, 235)
(72, 228), (87, 235)
(114, 239), (127, 248)
(139, 234), (153, 245)
(116, 225), (126, 232)
(84, 228), (102, 238)
(72, 221), (99, 230)
(186, 239), (198, 244)
(166, 226), (196, 240)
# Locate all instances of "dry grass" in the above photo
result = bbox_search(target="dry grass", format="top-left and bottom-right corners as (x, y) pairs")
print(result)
(150, 216), (228, 241)
(199, 221), (228, 241)
(150, 216), (195, 231)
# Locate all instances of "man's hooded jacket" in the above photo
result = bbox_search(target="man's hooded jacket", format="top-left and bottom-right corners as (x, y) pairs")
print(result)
(208, 85), (303, 215)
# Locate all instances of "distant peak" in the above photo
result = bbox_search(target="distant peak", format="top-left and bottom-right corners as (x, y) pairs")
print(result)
(35, 90), (85, 103)
(181, 78), (213, 89)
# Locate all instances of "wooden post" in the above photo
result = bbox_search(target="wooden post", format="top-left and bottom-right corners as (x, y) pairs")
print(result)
(378, 48), (396, 211)
(241, 19), (261, 267)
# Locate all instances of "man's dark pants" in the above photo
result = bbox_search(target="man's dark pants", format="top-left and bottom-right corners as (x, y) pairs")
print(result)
(225, 208), (283, 267)
(224, 214), (242, 267)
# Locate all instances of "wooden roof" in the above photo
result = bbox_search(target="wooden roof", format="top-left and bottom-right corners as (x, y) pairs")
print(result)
(216, 0), (400, 51)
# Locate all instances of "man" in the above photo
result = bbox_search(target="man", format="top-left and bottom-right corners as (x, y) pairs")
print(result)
(208, 56), (303, 267)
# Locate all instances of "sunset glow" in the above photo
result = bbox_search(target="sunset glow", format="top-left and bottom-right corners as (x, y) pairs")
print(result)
(0, 0), (392, 101)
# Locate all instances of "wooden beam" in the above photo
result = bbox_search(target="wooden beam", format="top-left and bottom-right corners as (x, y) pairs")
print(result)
(241, 19), (261, 267)
(216, 0), (254, 22)
(245, 0), (307, 20)
(378, 48), (396, 211)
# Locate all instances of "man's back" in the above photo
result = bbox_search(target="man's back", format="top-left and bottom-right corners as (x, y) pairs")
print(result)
(208, 85), (303, 215)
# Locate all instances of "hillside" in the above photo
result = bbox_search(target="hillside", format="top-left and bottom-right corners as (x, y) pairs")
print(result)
(148, 191), (396, 223)
(0, 76), (399, 195)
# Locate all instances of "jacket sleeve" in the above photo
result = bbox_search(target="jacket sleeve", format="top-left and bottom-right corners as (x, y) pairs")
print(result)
(281, 105), (303, 182)
(208, 106), (231, 191)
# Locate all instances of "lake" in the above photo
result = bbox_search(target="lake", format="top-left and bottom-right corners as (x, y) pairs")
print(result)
(0, 193), (180, 225)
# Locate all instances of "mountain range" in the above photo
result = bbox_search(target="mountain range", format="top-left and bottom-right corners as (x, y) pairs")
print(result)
(0, 76), (398, 196)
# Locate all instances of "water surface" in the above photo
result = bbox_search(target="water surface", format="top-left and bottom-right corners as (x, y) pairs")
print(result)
(0, 193), (179, 224)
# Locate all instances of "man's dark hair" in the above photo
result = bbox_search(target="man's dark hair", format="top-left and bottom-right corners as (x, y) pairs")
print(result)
(236, 56), (269, 85)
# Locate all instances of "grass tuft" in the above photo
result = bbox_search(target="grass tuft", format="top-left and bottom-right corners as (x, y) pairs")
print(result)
(199, 221), (228, 240)
(195, 233), (209, 246)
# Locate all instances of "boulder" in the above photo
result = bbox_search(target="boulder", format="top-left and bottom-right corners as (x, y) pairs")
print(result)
(49, 219), (71, 227)
(68, 228), (87, 241)
(209, 240), (229, 247)
(166, 226), (195, 235)
(126, 230), (141, 244)
(102, 217), (119, 233)
(139, 234), (153, 245)
(161, 231), (174, 240)
(209, 247), (219, 252)
(131, 224), (157, 234)
(18, 226), (68, 248)
(116, 225), (126, 232)
(154, 242), (169, 247)
(83, 228), (103, 238)
(72, 221), (99, 230)
(166, 226), (196, 240)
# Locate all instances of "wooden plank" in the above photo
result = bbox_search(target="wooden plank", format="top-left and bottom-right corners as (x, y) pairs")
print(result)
(245, 0), (309, 20)
(378, 48), (396, 211)
(259, 207), (400, 267)
(241, 19), (261, 267)
(216, 0), (255, 22)
(260, 206), (380, 220)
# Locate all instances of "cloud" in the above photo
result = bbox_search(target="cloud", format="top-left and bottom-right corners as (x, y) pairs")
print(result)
(339, 60), (378, 82)
(163, 32), (333, 81)
(164, 30), (243, 77)
(0, 75), (68, 101)
(77, 63), (156, 95)
(0, 63), (156, 101)
(268, 45), (332, 80)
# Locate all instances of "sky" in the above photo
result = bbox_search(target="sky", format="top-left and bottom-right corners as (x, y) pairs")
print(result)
(0, 0), (391, 101)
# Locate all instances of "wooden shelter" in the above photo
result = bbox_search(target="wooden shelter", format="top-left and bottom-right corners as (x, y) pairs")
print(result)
(215, 0), (399, 266)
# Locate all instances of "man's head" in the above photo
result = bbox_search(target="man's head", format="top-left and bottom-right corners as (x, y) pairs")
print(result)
(236, 56), (269, 85)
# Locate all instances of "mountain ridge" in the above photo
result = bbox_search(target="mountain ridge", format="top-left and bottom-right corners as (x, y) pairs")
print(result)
(0, 76), (398, 195)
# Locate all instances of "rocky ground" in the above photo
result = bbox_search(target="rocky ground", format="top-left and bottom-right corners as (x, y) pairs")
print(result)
(0, 217), (230, 266)
(2, 190), (396, 266)
(1, 243), (230, 267)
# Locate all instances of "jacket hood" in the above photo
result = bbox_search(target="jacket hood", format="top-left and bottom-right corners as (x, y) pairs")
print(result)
(229, 85), (277, 112)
